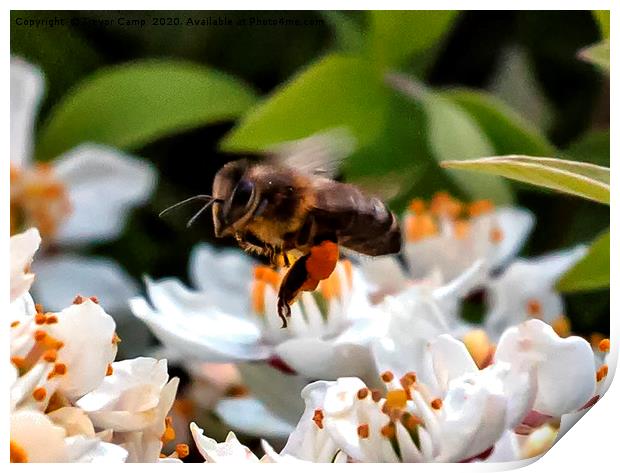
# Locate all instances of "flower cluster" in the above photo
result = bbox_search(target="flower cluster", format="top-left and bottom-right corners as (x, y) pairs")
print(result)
(10, 228), (181, 463)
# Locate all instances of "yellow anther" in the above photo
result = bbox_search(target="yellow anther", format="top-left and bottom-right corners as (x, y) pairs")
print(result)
(106, 364), (114, 376)
(463, 329), (494, 369)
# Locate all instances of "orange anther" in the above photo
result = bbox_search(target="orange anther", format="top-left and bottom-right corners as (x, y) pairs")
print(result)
(106, 364), (114, 376)
(253, 266), (280, 288)
(10, 440), (28, 463)
(10, 320), (20, 328)
(251, 279), (267, 315)
(42, 349), (57, 363)
(597, 364), (609, 382)
(381, 371), (395, 383)
(552, 316), (571, 338)
(402, 412), (422, 430)
(469, 199), (494, 217)
(35, 313), (47, 325)
(54, 363), (67, 375)
(112, 333), (121, 345)
(599, 339), (610, 353)
(453, 219), (470, 240)
(341, 259), (353, 287)
(430, 192), (463, 219)
(11, 356), (26, 368)
(175, 444), (189, 459)
(371, 390), (382, 402)
(357, 424), (370, 439)
(357, 388), (369, 400)
(312, 409), (324, 429)
(45, 315), (58, 324)
(408, 199), (426, 214)
(380, 422), (396, 439)
(89, 296), (99, 304)
(73, 295), (85, 304)
(32, 387), (46, 401)
(490, 227), (504, 244)
(526, 299), (542, 318)
(35, 303), (44, 314)
(405, 213), (438, 242)
(34, 330), (47, 342)
(431, 398), (443, 410)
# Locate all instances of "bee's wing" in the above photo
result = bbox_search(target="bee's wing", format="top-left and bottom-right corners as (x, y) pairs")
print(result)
(266, 127), (357, 178)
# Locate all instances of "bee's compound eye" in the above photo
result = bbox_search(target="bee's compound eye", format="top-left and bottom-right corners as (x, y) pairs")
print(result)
(232, 179), (254, 209)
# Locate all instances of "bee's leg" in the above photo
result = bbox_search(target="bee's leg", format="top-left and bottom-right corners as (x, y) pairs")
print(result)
(282, 250), (291, 268)
(276, 240), (339, 328)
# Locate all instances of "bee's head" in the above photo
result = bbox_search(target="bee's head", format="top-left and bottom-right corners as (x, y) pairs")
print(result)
(212, 160), (258, 237)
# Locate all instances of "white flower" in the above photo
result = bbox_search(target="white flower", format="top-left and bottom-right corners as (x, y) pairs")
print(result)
(485, 246), (588, 339)
(11, 57), (156, 315)
(131, 243), (385, 380)
(10, 228), (41, 303)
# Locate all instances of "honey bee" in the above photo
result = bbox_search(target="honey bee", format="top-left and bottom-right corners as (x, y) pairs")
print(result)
(160, 130), (402, 328)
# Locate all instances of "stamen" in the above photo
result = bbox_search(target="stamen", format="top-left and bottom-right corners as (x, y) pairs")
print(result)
(453, 219), (470, 240)
(526, 299), (542, 318)
(380, 422), (396, 439)
(175, 444), (189, 459)
(599, 338), (610, 353)
(405, 213), (438, 242)
(106, 364), (114, 376)
(597, 364), (609, 382)
(431, 398), (443, 410)
(32, 387), (47, 401)
(357, 387), (369, 400)
(489, 227), (503, 244)
(161, 416), (176, 443)
(371, 390), (382, 402)
(45, 315), (58, 324)
(357, 424), (369, 439)
(312, 409), (324, 429)
(10, 321), (20, 328)
(468, 199), (494, 217)
(551, 316), (571, 338)
(381, 371), (395, 383)
(10, 440), (28, 463)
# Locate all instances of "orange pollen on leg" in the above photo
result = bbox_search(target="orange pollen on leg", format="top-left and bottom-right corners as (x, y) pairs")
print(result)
(599, 339), (610, 353)
(431, 398), (443, 410)
(405, 213), (438, 242)
(45, 315), (58, 324)
(381, 371), (395, 383)
(11, 321), (20, 328)
(32, 387), (47, 401)
(35, 313), (47, 324)
(469, 199), (494, 217)
(312, 409), (324, 429)
(42, 349), (58, 363)
(526, 299), (542, 318)
(490, 227), (504, 244)
(380, 422), (396, 439)
(306, 241), (339, 281)
(357, 388), (369, 400)
(175, 444), (190, 459)
(161, 416), (176, 443)
(106, 364), (114, 376)
(385, 390), (408, 410)
(597, 364), (609, 382)
(357, 424), (370, 439)
(251, 279), (267, 315)
(10, 440), (28, 463)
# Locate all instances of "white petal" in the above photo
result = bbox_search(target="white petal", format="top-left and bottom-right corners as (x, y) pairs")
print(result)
(53, 144), (156, 245)
(429, 335), (478, 392)
(130, 277), (269, 362)
(47, 407), (96, 437)
(11, 410), (68, 462)
(483, 430), (520, 462)
(11, 57), (44, 166)
(215, 397), (295, 438)
(495, 319), (597, 416)
(32, 253), (139, 314)
(46, 299), (117, 400)
(358, 255), (410, 295)
(10, 228), (41, 302)
(485, 207), (535, 270)
(190, 423), (260, 462)
(65, 436), (129, 463)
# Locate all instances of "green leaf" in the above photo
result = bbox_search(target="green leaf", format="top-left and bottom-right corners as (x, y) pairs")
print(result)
(578, 40), (610, 72)
(564, 130), (610, 167)
(556, 230), (610, 292)
(367, 11), (458, 68)
(593, 10), (610, 39)
(420, 93), (514, 204)
(444, 88), (556, 157)
(442, 155), (610, 204)
(320, 11), (366, 54)
(220, 54), (390, 152)
(36, 60), (258, 160)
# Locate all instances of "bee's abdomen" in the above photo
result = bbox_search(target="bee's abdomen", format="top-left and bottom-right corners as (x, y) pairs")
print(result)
(310, 182), (402, 256)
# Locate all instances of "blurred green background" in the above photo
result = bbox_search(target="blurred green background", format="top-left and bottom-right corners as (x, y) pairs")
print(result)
(11, 10), (609, 336)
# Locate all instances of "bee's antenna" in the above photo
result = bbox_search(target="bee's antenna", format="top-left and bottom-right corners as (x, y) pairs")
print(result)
(158, 195), (223, 225)
(186, 199), (220, 228)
